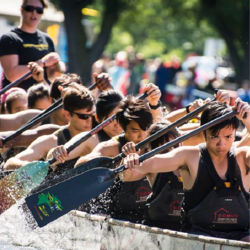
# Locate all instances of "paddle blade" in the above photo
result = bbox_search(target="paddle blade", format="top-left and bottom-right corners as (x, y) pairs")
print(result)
(30, 157), (113, 194)
(0, 161), (49, 215)
(25, 167), (114, 227)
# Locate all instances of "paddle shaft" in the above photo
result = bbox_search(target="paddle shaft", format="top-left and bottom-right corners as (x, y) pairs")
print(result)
(47, 92), (148, 165)
(0, 71), (32, 96)
(24, 82), (97, 127)
(2, 82), (98, 145)
(111, 110), (238, 176)
(110, 96), (217, 164)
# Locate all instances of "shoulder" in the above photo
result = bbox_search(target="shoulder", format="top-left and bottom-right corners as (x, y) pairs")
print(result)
(37, 30), (53, 42)
(0, 30), (20, 44)
(32, 133), (58, 146)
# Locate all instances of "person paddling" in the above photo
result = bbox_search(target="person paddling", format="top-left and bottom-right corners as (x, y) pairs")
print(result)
(124, 99), (250, 242)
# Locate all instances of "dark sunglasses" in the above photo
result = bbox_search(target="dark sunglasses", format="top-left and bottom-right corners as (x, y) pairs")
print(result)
(69, 110), (94, 120)
(22, 5), (44, 14)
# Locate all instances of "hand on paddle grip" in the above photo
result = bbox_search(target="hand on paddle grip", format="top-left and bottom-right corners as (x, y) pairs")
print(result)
(234, 98), (249, 120)
(51, 145), (69, 164)
(28, 62), (44, 82)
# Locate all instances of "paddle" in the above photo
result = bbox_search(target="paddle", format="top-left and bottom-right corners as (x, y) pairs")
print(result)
(24, 109), (238, 227)
(0, 71), (32, 96)
(25, 81), (98, 127)
(0, 92), (147, 215)
(30, 94), (217, 194)
(1, 82), (98, 146)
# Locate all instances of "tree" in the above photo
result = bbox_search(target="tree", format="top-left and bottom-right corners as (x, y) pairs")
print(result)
(51, 0), (133, 85)
(199, 0), (249, 83)
(161, 0), (249, 83)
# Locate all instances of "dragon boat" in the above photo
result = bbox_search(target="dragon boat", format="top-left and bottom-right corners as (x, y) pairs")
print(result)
(0, 203), (249, 250)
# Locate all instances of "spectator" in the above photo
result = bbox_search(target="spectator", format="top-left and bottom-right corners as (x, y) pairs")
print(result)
(0, 0), (65, 90)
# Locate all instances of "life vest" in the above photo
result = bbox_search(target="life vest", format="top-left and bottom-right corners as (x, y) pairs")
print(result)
(144, 172), (183, 230)
(185, 144), (250, 232)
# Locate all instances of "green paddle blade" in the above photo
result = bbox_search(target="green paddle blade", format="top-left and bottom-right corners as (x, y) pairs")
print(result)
(0, 161), (49, 215)
(25, 167), (114, 227)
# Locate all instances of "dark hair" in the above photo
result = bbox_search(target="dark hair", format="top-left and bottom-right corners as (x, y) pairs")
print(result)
(27, 83), (50, 109)
(149, 121), (180, 151)
(96, 90), (124, 122)
(50, 73), (82, 100)
(5, 90), (27, 114)
(62, 84), (95, 112)
(22, 0), (48, 8)
(201, 102), (239, 137)
(115, 96), (153, 131)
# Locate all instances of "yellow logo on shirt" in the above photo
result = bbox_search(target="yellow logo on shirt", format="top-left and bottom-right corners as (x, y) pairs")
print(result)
(23, 44), (48, 50)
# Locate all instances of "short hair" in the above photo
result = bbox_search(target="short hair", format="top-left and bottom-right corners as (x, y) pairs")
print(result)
(50, 73), (82, 100)
(62, 84), (95, 112)
(115, 96), (153, 131)
(200, 102), (239, 137)
(96, 90), (124, 122)
(5, 90), (27, 114)
(148, 121), (180, 151)
(27, 83), (50, 109)
(22, 0), (48, 8)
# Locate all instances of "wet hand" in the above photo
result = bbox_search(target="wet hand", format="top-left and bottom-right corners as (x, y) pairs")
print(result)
(122, 142), (139, 156)
(51, 145), (68, 164)
(124, 153), (142, 172)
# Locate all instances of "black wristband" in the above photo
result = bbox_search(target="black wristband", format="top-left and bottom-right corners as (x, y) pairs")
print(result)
(185, 104), (191, 113)
(149, 100), (161, 110)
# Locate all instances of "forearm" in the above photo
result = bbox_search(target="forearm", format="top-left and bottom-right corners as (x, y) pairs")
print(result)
(3, 65), (31, 82)
(150, 106), (163, 123)
(2, 125), (59, 148)
(3, 157), (28, 171)
(165, 108), (187, 123)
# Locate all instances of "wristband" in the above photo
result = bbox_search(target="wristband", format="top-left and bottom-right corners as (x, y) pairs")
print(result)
(185, 104), (191, 113)
(149, 100), (161, 110)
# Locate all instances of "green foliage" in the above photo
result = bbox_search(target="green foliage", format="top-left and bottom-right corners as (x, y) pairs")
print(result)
(104, 0), (219, 59)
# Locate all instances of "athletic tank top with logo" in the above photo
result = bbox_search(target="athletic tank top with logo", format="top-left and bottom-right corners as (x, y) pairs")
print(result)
(109, 135), (152, 223)
(144, 172), (183, 230)
(182, 143), (250, 232)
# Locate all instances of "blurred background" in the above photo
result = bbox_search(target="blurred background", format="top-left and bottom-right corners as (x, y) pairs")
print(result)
(0, 0), (249, 110)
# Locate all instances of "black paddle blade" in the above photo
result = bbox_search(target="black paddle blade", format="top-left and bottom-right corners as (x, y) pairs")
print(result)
(30, 157), (114, 195)
(25, 167), (114, 227)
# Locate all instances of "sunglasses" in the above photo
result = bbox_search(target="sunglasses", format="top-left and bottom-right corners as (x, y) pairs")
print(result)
(22, 5), (44, 14)
(69, 110), (94, 120)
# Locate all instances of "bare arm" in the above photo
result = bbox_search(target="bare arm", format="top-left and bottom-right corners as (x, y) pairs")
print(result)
(46, 131), (97, 163)
(0, 109), (42, 131)
(74, 140), (119, 167)
(0, 52), (61, 83)
(0, 124), (60, 148)
(143, 83), (163, 122)
(3, 135), (56, 170)
(124, 146), (191, 175)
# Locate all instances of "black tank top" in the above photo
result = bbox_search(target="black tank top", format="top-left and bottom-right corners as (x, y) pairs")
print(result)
(144, 172), (183, 230)
(45, 127), (79, 180)
(109, 135), (152, 223)
(182, 143), (250, 232)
